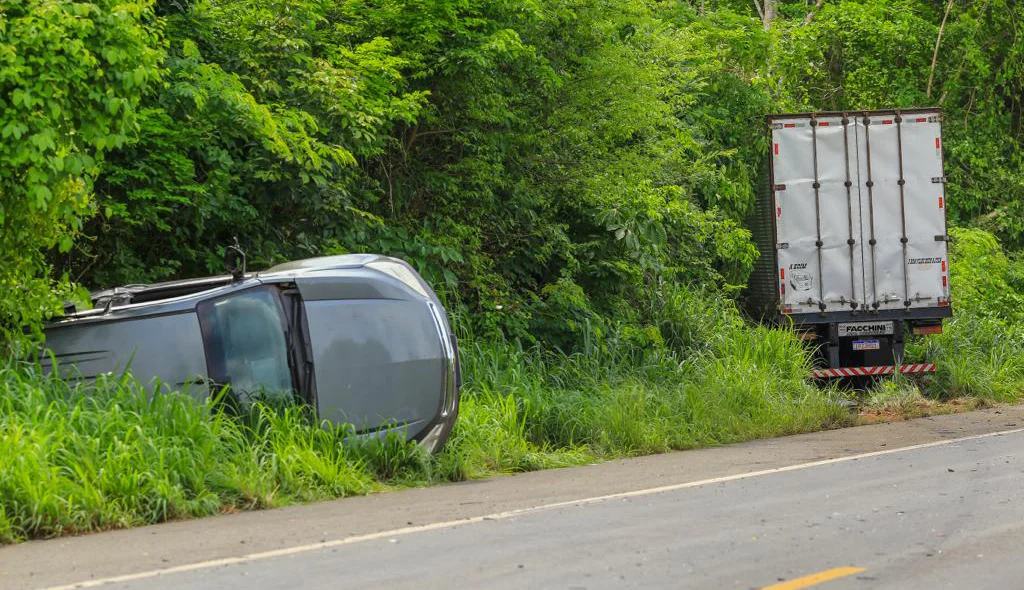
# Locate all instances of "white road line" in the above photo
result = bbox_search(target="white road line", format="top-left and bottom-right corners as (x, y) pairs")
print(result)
(40, 425), (1024, 590)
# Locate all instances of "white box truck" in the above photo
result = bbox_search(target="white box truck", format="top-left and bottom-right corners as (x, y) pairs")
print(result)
(746, 109), (951, 378)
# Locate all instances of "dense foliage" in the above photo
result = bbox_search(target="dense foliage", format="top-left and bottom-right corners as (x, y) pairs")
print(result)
(0, 0), (161, 344)
(0, 0), (1020, 347)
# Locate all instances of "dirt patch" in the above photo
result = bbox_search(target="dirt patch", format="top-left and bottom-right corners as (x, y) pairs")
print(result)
(859, 397), (986, 424)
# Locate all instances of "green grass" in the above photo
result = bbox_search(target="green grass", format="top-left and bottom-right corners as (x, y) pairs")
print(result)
(862, 374), (926, 412)
(0, 291), (857, 543)
(903, 227), (1024, 403)
(6, 229), (1023, 544)
(6, 277), (1024, 544)
(0, 366), (377, 542)
(914, 314), (1024, 402)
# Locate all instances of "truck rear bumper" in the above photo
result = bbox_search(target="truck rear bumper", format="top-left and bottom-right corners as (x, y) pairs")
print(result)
(812, 363), (936, 379)
(783, 306), (952, 326)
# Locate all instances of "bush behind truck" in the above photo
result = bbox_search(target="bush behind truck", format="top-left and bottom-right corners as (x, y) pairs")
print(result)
(746, 109), (952, 378)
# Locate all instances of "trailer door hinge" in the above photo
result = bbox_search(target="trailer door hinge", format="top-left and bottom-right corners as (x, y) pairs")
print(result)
(777, 242), (790, 250)
(931, 176), (946, 184)
(934, 234), (950, 242)
(773, 184), (787, 191)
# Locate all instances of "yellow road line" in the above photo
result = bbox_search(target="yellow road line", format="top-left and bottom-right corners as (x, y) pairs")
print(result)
(761, 567), (866, 590)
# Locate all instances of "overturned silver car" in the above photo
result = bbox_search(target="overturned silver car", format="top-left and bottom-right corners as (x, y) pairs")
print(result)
(43, 254), (461, 453)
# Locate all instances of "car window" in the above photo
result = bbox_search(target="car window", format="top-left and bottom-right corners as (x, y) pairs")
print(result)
(198, 287), (293, 400)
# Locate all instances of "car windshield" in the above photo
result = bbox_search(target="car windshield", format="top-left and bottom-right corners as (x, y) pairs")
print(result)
(198, 287), (293, 400)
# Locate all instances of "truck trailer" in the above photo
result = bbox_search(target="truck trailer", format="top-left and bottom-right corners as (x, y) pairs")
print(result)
(746, 109), (951, 379)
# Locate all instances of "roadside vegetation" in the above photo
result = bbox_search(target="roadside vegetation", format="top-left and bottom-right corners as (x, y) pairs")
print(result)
(3, 0), (1024, 542)
(904, 228), (1024, 403)
(0, 286), (852, 543)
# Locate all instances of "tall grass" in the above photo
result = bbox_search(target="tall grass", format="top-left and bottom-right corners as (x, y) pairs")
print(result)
(5, 229), (1021, 543)
(0, 287), (852, 543)
(901, 228), (1024, 403)
(908, 314), (1024, 402)
(0, 365), (435, 543)
(459, 285), (849, 456)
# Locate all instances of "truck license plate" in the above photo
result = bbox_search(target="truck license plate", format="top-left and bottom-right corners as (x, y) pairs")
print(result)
(852, 339), (880, 351)
(838, 321), (894, 337)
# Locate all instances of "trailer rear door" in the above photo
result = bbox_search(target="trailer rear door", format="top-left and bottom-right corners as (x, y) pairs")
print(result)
(769, 110), (950, 314)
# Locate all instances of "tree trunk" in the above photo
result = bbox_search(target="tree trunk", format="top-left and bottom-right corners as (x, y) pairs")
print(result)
(763, 0), (775, 29)
(752, 0), (775, 30)
(927, 0), (956, 99)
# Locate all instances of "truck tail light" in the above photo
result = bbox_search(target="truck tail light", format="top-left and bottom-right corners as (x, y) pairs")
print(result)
(913, 325), (943, 335)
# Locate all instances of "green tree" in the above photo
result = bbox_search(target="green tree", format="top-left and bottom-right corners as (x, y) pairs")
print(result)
(69, 0), (427, 286)
(0, 0), (162, 346)
(58, 0), (1024, 351)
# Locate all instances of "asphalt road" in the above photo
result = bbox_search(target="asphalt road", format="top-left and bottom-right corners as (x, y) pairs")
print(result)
(7, 406), (1024, 590)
